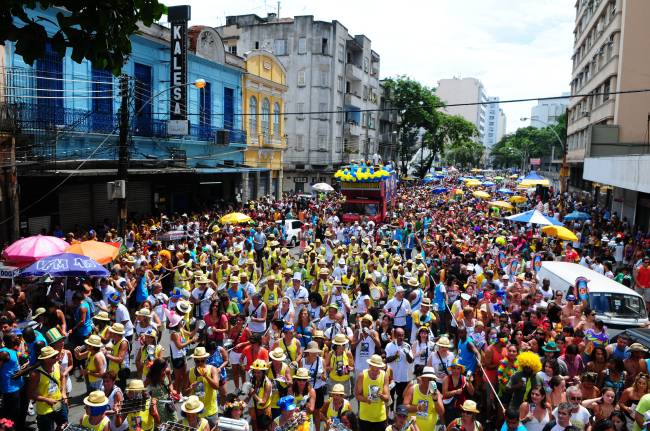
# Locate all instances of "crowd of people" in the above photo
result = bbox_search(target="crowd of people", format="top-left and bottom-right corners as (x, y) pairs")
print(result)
(1, 170), (650, 431)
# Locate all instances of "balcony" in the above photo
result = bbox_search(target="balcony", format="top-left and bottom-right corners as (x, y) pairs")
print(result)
(344, 122), (361, 137)
(345, 63), (363, 81)
(345, 92), (362, 107)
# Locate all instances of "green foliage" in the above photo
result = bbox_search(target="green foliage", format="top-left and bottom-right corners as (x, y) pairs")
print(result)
(491, 124), (564, 169)
(442, 138), (484, 168)
(1, 0), (167, 75)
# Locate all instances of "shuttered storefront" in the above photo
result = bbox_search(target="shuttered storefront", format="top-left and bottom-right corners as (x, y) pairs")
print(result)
(127, 181), (152, 219)
(59, 184), (92, 231)
(92, 183), (117, 226)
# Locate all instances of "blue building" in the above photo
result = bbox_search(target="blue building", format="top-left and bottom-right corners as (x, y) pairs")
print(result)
(1, 7), (262, 232)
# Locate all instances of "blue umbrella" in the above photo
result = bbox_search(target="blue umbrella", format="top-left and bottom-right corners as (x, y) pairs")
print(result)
(497, 188), (514, 195)
(20, 252), (109, 277)
(505, 210), (564, 226)
(523, 171), (545, 181)
(482, 181), (495, 187)
(432, 187), (448, 194)
(564, 211), (591, 221)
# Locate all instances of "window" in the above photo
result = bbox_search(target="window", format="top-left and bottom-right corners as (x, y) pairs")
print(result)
(603, 78), (610, 101)
(362, 113), (368, 128)
(199, 82), (212, 136)
(363, 57), (369, 72)
(338, 43), (345, 62)
(368, 115), (375, 129)
(336, 107), (343, 124)
(91, 66), (113, 132)
(319, 103), (327, 120)
(320, 70), (329, 87)
(363, 85), (368, 100)
(337, 75), (344, 93)
(336, 137), (343, 152)
(274, 39), (287, 55)
(298, 70), (306, 87)
(229, 45), (237, 55)
(321, 38), (329, 55)
(133, 63), (152, 135)
(262, 98), (271, 136)
(297, 102), (305, 120)
(254, 41), (259, 49)
(224, 87), (234, 130)
(296, 134), (304, 151)
(298, 37), (307, 54)
(273, 102), (281, 137)
(249, 96), (258, 136)
(317, 134), (327, 150)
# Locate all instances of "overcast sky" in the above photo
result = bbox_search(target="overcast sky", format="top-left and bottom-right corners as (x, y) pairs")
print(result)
(165, 0), (575, 133)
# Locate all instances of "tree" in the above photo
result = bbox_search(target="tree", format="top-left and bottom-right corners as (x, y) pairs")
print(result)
(1, 0), (167, 74)
(491, 125), (562, 169)
(442, 138), (484, 168)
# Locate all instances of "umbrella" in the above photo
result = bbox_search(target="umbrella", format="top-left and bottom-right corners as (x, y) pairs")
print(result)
(465, 180), (482, 187)
(509, 174), (519, 179)
(482, 181), (495, 187)
(564, 211), (591, 221)
(452, 189), (464, 195)
(20, 253), (109, 277)
(520, 178), (550, 187)
(2, 235), (69, 265)
(506, 210), (564, 226)
(471, 168), (482, 173)
(472, 191), (491, 200)
(542, 225), (578, 241)
(523, 170), (545, 181)
(432, 187), (448, 194)
(488, 200), (514, 210)
(510, 196), (527, 204)
(493, 176), (505, 181)
(66, 240), (119, 265)
(497, 188), (514, 195)
(220, 212), (252, 224)
(312, 182), (334, 193)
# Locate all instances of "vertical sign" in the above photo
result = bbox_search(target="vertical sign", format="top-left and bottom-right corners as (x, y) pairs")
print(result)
(168, 5), (191, 122)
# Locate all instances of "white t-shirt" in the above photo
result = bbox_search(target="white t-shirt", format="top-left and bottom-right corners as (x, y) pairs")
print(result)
(385, 341), (412, 383)
(428, 350), (455, 383)
(552, 406), (590, 431)
(383, 297), (411, 327)
(356, 294), (370, 315)
(147, 292), (169, 323)
(191, 286), (215, 317)
(114, 303), (134, 336)
(302, 356), (326, 389)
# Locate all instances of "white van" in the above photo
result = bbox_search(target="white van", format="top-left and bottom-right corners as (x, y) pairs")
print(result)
(537, 261), (648, 328)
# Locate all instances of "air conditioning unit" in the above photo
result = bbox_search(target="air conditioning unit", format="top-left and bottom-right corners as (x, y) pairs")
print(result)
(107, 180), (126, 200)
(215, 130), (230, 146)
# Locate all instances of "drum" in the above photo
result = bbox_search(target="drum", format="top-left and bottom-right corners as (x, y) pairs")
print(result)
(370, 285), (384, 300)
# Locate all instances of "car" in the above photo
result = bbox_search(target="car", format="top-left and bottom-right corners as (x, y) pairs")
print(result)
(610, 327), (650, 348)
(276, 219), (303, 247)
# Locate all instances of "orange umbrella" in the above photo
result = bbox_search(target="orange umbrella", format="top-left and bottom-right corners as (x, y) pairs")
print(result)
(66, 240), (119, 265)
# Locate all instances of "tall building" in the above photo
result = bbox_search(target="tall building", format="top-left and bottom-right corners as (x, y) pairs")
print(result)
(530, 93), (569, 128)
(483, 97), (505, 149)
(498, 110), (507, 143)
(218, 14), (383, 193)
(436, 77), (488, 143)
(568, 0), (650, 227)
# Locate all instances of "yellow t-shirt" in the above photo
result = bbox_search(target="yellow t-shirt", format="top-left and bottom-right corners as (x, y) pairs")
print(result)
(409, 384), (438, 430)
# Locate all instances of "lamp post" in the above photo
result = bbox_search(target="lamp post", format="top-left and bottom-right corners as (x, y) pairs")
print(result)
(520, 116), (568, 193)
(116, 78), (206, 236)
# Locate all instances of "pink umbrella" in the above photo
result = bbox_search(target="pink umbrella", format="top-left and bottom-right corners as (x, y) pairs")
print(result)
(2, 235), (69, 265)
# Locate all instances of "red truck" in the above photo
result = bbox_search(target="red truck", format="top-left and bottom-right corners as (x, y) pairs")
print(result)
(340, 175), (397, 223)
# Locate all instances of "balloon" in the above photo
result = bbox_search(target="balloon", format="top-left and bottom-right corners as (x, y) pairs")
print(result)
(496, 236), (506, 246)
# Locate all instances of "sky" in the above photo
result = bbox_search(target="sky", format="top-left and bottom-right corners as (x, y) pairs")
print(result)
(164, 0), (575, 134)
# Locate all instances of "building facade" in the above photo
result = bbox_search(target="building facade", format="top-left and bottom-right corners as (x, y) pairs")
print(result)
(569, 0), (650, 227)
(436, 77), (488, 143)
(217, 14), (383, 193)
(483, 97), (506, 149)
(242, 50), (288, 200)
(530, 94), (569, 128)
(0, 6), (254, 234)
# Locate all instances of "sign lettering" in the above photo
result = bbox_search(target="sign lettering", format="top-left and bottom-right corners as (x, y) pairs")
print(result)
(168, 7), (190, 121)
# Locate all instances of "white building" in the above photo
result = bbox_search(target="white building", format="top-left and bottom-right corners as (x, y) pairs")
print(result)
(217, 14), (383, 193)
(483, 97), (506, 149)
(529, 93), (569, 128)
(436, 77), (488, 144)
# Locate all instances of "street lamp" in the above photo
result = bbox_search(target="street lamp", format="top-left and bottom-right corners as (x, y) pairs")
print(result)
(520, 116), (568, 192)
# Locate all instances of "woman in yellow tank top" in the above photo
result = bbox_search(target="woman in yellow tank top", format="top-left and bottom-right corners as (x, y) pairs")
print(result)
(326, 334), (354, 384)
(402, 368), (444, 431)
(248, 359), (273, 431)
(180, 395), (210, 431)
(292, 368), (316, 420)
(188, 346), (220, 426)
(80, 390), (111, 431)
(267, 348), (293, 416)
(135, 330), (163, 380)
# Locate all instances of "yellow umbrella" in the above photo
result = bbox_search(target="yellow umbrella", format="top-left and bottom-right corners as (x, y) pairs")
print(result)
(465, 179), (482, 187)
(453, 188), (464, 195)
(509, 196), (527, 204)
(488, 200), (514, 210)
(542, 225), (578, 241)
(220, 212), (252, 224)
(520, 179), (550, 187)
(471, 168), (482, 173)
(509, 174), (519, 179)
(517, 182), (535, 190)
(472, 190), (491, 200)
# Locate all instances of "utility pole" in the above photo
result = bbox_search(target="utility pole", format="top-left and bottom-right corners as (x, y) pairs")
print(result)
(117, 74), (129, 238)
(9, 136), (18, 240)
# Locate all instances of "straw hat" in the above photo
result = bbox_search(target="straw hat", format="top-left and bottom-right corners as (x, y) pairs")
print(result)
(436, 336), (452, 348)
(85, 334), (103, 349)
(176, 300), (192, 314)
(33, 307), (46, 319)
(93, 311), (111, 321)
(407, 277), (419, 287)
(417, 263), (427, 271)
(293, 368), (310, 380)
(191, 346), (210, 359)
(366, 354), (386, 369)
(126, 379), (146, 392)
(304, 341), (322, 354)
(195, 276), (210, 284)
(332, 334), (348, 345)
(630, 343), (648, 353)
(250, 359), (270, 371)
(270, 347), (287, 362)
(313, 330), (325, 339)
(38, 346), (58, 360)
(421, 298), (432, 307)
(330, 384), (346, 395)
(318, 268), (330, 276)
(461, 400), (480, 414)
(417, 366), (436, 380)
(361, 314), (373, 323)
(135, 308), (151, 317)
(84, 390), (109, 407)
(229, 276), (240, 284)
(109, 323), (125, 335)
(45, 328), (65, 345)
(181, 395), (204, 414)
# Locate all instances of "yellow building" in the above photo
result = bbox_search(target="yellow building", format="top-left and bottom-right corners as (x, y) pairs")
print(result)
(243, 50), (287, 200)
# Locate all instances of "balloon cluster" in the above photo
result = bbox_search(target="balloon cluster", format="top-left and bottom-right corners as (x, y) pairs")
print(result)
(334, 163), (395, 183)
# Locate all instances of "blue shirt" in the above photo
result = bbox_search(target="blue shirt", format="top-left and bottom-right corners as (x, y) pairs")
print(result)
(500, 424), (527, 431)
(28, 331), (48, 365)
(458, 337), (477, 373)
(135, 276), (149, 304)
(0, 348), (23, 393)
(75, 302), (93, 337)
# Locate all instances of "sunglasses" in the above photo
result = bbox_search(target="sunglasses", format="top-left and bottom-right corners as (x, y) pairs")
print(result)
(570, 396), (582, 401)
